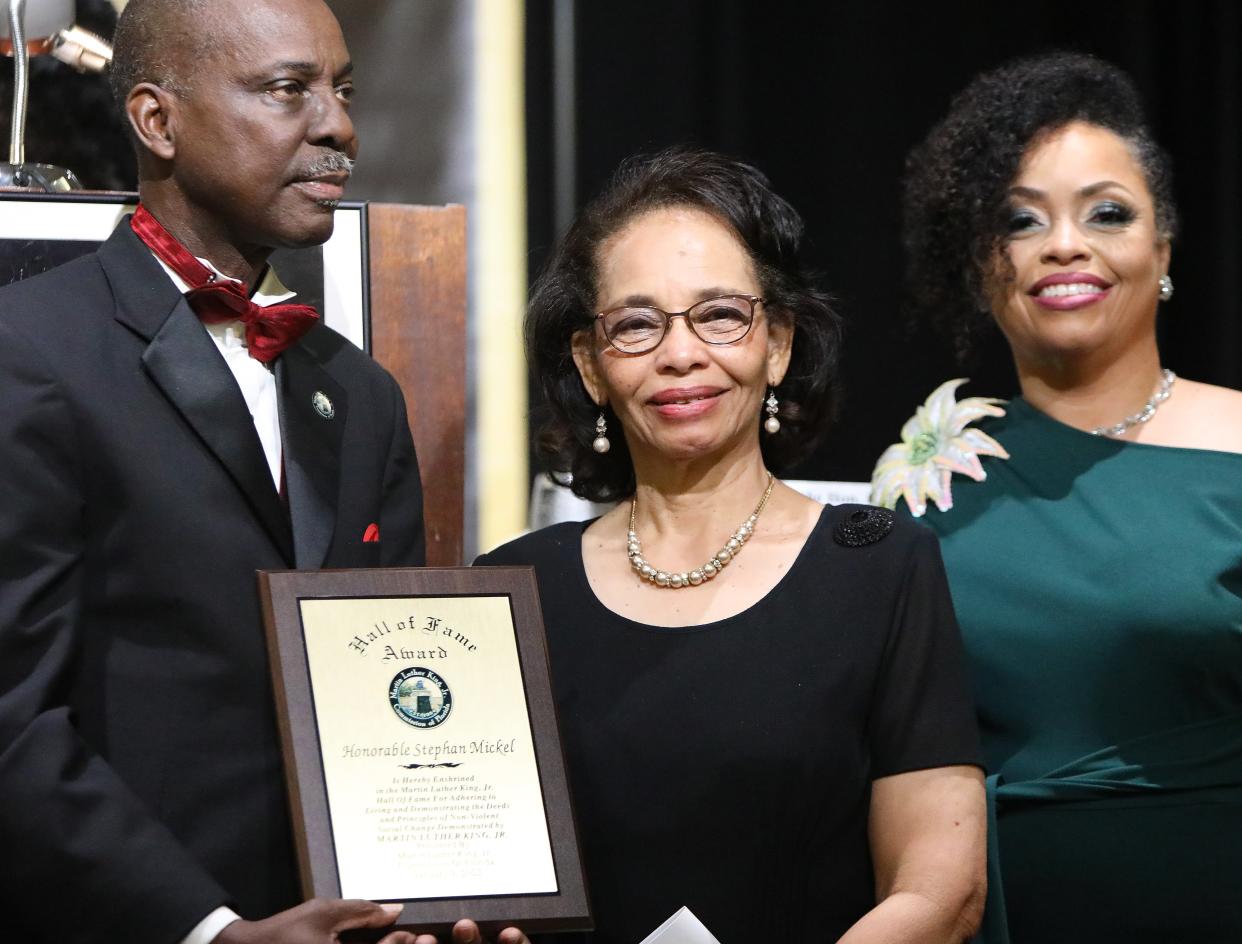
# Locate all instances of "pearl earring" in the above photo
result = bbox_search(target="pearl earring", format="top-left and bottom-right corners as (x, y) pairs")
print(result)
(592, 413), (611, 453)
(763, 389), (780, 434)
(1158, 275), (1174, 302)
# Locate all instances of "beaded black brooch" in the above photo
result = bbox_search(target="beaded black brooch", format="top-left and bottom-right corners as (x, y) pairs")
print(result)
(832, 507), (896, 547)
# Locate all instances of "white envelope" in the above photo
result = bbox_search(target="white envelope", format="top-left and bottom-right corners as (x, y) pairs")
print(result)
(639, 906), (722, 944)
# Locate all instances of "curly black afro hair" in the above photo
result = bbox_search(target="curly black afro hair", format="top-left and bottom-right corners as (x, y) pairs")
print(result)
(903, 51), (1178, 359)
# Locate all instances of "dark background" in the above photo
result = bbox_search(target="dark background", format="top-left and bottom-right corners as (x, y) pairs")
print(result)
(6, 1), (1238, 486)
(526, 0), (1242, 481)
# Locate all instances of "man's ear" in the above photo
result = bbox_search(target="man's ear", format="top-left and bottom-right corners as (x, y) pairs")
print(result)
(571, 328), (606, 407)
(126, 82), (178, 162)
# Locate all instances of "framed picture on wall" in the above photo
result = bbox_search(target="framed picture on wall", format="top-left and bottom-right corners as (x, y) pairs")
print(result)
(0, 191), (371, 351)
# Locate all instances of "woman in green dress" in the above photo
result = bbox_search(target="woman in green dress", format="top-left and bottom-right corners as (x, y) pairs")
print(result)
(872, 53), (1242, 942)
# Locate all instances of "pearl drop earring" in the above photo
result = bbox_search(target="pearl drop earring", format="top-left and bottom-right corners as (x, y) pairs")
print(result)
(763, 389), (781, 434)
(592, 413), (611, 453)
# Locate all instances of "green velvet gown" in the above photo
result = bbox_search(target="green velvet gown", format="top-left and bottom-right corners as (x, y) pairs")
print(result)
(910, 396), (1242, 943)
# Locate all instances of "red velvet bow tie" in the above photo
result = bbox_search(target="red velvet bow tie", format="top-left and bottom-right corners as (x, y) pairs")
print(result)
(130, 205), (318, 364)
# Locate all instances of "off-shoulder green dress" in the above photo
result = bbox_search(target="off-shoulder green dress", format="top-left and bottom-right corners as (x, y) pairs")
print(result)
(908, 397), (1242, 943)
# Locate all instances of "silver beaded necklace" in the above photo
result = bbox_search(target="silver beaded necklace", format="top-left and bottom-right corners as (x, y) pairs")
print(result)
(627, 472), (776, 589)
(1090, 369), (1177, 437)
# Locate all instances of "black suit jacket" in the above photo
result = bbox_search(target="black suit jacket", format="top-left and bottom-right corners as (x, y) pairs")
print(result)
(0, 223), (425, 943)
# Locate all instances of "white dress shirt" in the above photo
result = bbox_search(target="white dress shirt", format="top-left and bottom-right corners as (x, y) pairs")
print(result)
(151, 254), (297, 489)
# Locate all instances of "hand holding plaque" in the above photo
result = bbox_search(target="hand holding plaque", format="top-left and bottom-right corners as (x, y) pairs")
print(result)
(214, 900), (413, 944)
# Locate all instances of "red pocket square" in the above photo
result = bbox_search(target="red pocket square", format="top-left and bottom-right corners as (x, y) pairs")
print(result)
(363, 523), (380, 543)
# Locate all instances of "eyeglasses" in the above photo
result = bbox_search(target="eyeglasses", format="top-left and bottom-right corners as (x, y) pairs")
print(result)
(594, 294), (763, 354)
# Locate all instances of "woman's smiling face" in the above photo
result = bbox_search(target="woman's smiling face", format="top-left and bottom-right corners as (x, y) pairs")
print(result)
(572, 205), (791, 469)
(985, 121), (1171, 369)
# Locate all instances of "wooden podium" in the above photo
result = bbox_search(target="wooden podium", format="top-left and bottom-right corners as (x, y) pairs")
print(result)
(0, 193), (468, 565)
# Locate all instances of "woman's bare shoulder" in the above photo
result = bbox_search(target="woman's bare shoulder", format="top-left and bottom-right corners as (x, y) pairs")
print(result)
(1179, 378), (1242, 408)
(1146, 378), (1242, 453)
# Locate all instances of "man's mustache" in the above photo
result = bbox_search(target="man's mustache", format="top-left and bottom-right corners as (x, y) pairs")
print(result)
(298, 152), (357, 179)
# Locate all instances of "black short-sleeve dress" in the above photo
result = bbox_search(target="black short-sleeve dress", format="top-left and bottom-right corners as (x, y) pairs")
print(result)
(476, 503), (980, 942)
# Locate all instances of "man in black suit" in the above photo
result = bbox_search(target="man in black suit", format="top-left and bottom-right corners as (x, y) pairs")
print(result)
(0, 1), (485, 942)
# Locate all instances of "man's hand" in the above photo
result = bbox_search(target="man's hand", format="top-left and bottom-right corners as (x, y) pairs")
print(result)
(448, 919), (530, 944)
(214, 899), (420, 944)
(213, 902), (531, 944)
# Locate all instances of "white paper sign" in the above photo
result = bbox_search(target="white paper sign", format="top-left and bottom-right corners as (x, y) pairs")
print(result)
(639, 906), (722, 944)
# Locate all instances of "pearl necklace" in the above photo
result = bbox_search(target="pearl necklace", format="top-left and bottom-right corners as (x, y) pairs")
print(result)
(627, 472), (776, 589)
(1090, 369), (1176, 437)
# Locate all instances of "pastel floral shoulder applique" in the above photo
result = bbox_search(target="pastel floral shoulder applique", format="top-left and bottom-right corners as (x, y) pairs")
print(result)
(870, 379), (1009, 517)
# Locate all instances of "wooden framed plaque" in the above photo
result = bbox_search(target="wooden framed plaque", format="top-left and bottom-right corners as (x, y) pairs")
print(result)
(258, 567), (591, 936)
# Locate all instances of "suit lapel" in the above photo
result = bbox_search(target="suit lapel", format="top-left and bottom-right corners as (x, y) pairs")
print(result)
(101, 223), (296, 564)
(278, 341), (345, 568)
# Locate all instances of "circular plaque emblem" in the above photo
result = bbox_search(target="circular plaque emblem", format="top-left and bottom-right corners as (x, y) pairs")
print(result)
(389, 666), (452, 728)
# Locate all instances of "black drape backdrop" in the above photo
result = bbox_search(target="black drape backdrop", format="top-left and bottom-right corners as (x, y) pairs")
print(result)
(5, 1), (1236, 488)
(526, 0), (1242, 483)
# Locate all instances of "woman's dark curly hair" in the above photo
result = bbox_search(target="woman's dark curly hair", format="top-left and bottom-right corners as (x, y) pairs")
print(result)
(526, 147), (843, 503)
(903, 51), (1178, 359)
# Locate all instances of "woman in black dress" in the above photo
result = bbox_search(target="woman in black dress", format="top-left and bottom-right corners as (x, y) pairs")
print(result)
(478, 148), (984, 943)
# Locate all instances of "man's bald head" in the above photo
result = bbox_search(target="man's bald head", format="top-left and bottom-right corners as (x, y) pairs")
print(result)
(109, 0), (221, 112)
